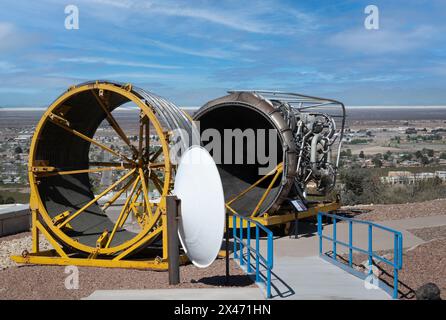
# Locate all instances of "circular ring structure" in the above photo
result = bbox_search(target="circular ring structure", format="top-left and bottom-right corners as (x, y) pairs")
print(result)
(29, 81), (194, 256)
(194, 90), (345, 217)
(194, 91), (297, 216)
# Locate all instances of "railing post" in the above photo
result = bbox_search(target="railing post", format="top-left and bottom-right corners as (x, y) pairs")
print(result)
(398, 234), (403, 269)
(267, 232), (273, 299)
(233, 215), (238, 259)
(333, 217), (337, 260)
(247, 221), (251, 273)
(368, 224), (373, 275)
(166, 196), (180, 285)
(317, 212), (322, 255)
(393, 233), (399, 299)
(255, 225), (260, 283)
(239, 217), (244, 266)
(348, 220), (353, 267)
(225, 210), (230, 285)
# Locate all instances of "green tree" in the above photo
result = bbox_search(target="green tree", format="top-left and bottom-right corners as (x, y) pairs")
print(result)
(339, 169), (382, 205)
(401, 153), (412, 161)
(372, 157), (383, 168)
(4, 197), (15, 204)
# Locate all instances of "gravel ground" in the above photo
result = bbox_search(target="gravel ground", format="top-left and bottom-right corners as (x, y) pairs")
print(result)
(0, 259), (253, 300)
(0, 233), (254, 300)
(0, 232), (52, 270)
(343, 198), (446, 221)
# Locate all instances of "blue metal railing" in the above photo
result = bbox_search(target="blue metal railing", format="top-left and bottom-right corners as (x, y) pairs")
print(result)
(318, 211), (403, 299)
(232, 214), (274, 298)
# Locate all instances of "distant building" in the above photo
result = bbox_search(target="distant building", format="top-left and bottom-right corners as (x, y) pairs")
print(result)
(436, 171), (446, 181)
(14, 134), (32, 141)
(381, 170), (446, 185)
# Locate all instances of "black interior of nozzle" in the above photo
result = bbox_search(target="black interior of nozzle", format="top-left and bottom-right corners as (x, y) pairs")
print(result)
(196, 104), (283, 216)
(35, 90), (136, 249)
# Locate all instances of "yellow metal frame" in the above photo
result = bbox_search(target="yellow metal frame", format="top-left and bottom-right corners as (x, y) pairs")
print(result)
(11, 82), (181, 270)
(11, 205), (189, 270)
(12, 81), (340, 270)
(224, 161), (340, 228)
(227, 201), (341, 228)
(225, 162), (340, 228)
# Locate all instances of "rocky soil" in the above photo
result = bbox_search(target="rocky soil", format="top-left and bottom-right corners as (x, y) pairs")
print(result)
(343, 198), (446, 221)
(0, 232), (253, 299)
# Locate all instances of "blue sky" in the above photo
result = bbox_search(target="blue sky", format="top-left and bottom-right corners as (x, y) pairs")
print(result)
(0, 0), (445, 107)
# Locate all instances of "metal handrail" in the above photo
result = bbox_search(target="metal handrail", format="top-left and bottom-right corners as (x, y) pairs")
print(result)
(232, 214), (274, 298)
(318, 211), (403, 299)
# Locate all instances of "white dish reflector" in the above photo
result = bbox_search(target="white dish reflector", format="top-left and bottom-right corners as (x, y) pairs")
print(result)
(174, 146), (225, 268)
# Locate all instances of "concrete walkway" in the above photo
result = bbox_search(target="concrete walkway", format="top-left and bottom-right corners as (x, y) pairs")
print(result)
(270, 255), (390, 299)
(85, 215), (446, 300)
(266, 214), (446, 299)
(271, 214), (446, 258)
(85, 288), (264, 300)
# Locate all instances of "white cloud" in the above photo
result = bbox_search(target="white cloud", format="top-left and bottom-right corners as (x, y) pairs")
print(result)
(88, 0), (314, 35)
(91, 0), (133, 8)
(146, 39), (233, 59)
(0, 61), (24, 74)
(328, 25), (436, 54)
(0, 22), (29, 51)
(145, 4), (275, 34)
(59, 57), (181, 69)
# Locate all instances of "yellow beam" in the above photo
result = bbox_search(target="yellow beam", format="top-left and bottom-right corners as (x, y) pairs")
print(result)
(228, 201), (341, 228)
(106, 176), (141, 248)
(31, 210), (39, 253)
(91, 89), (138, 156)
(227, 162), (283, 206)
(35, 220), (68, 258)
(101, 175), (137, 211)
(113, 226), (162, 261)
(89, 161), (133, 168)
(34, 166), (126, 177)
(251, 165), (283, 216)
(58, 169), (136, 229)
(11, 254), (169, 270)
(48, 112), (136, 165)
(96, 230), (110, 248)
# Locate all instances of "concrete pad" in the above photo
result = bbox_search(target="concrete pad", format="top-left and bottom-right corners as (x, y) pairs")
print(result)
(0, 204), (30, 237)
(265, 215), (446, 259)
(321, 222), (424, 254)
(84, 288), (265, 300)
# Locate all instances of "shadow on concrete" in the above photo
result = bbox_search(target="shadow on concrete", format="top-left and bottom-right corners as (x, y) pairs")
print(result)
(326, 251), (416, 299)
(194, 275), (254, 287)
(287, 219), (318, 239)
(269, 269), (295, 299)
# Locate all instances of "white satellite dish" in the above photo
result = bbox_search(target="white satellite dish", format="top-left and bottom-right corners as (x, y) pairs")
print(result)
(174, 146), (225, 268)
